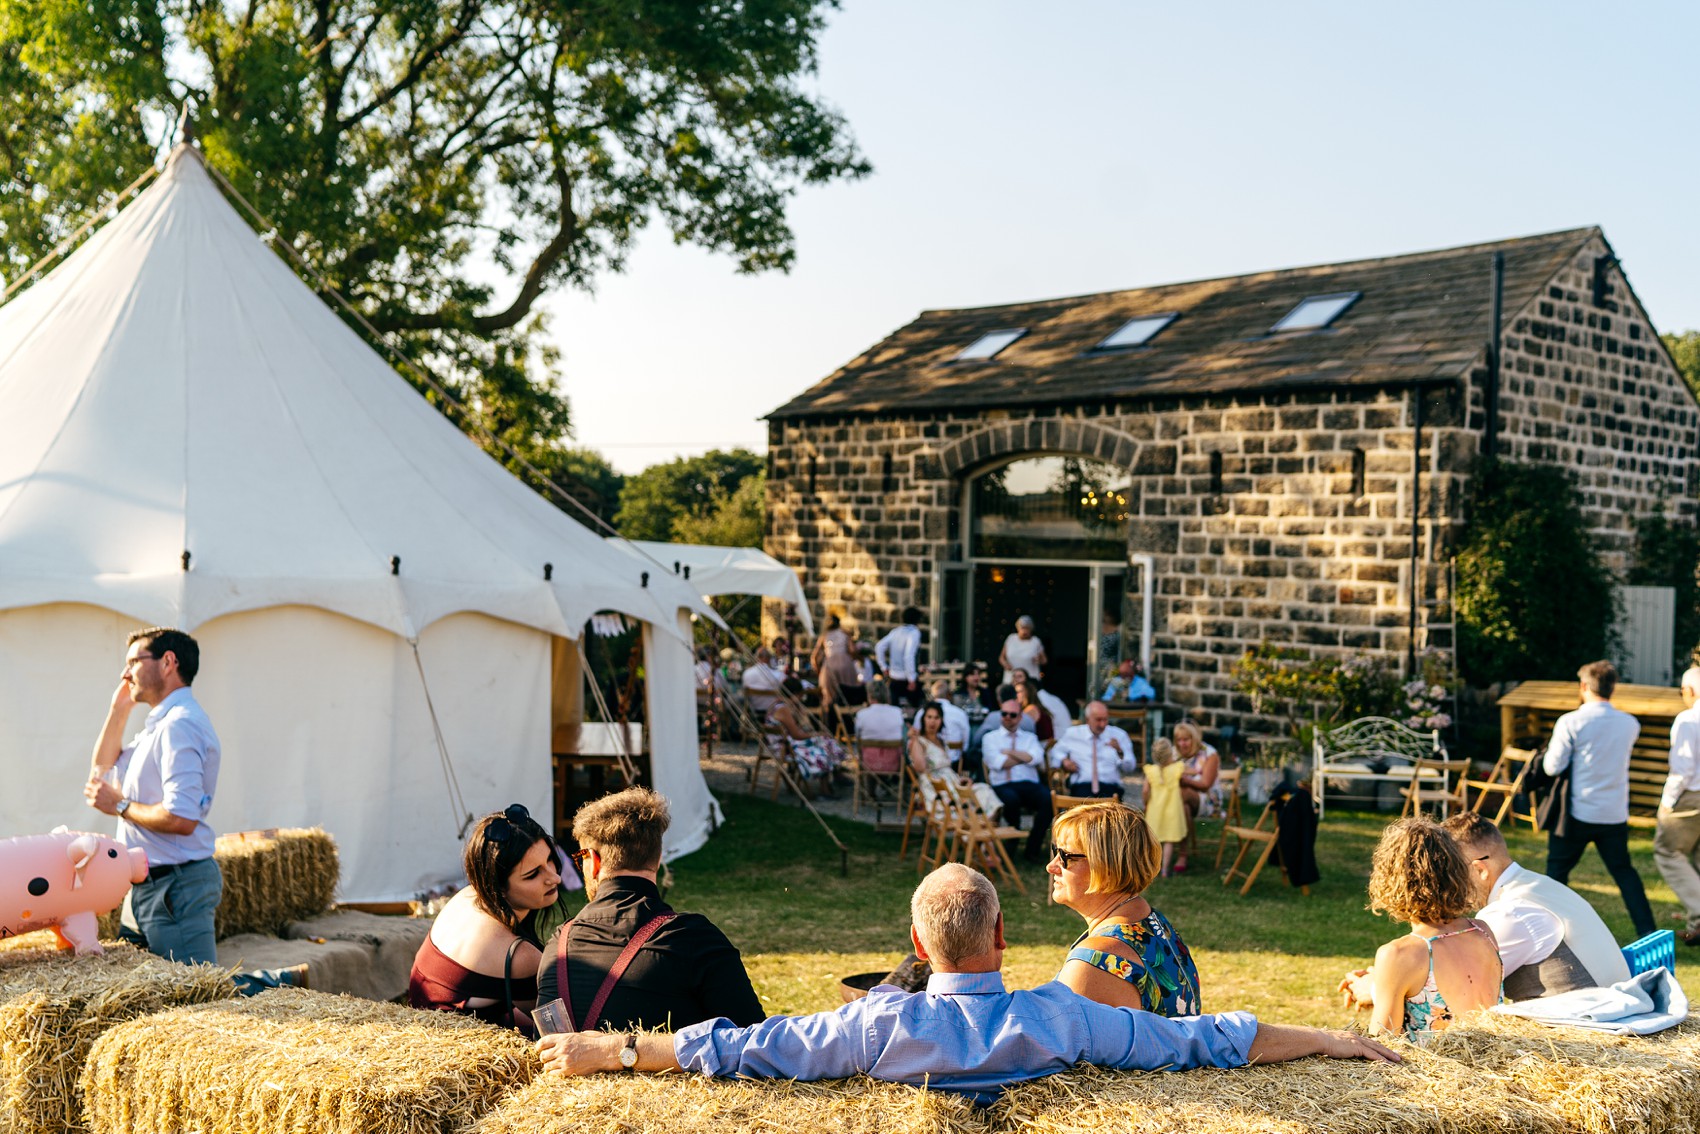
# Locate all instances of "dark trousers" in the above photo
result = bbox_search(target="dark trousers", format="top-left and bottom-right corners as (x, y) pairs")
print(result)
(991, 780), (1053, 861)
(1546, 819), (1657, 937)
(1067, 781), (1125, 800)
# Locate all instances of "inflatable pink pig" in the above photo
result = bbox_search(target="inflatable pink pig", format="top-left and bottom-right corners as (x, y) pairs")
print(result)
(0, 828), (149, 955)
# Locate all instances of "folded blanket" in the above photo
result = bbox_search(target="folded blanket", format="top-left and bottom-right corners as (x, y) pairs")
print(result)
(1493, 966), (1689, 1035)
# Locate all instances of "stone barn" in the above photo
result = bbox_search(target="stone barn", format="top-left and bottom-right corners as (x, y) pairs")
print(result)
(763, 227), (1700, 719)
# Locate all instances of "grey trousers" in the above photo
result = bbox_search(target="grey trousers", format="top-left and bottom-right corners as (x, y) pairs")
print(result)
(1655, 789), (1700, 930)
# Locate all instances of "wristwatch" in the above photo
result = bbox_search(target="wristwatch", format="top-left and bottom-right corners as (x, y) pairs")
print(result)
(618, 1034), (639, 1071)
(115, 798), (131, 816)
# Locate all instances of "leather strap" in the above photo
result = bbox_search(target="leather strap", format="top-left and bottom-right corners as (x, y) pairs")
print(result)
(553, 912), (678, 1033)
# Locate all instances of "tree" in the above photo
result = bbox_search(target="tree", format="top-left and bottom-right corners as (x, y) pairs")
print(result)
(1664, 331), (1700, 400)
(615, 448), (764, 543)
(671, 472), (764, 547)
(1455, 461), (1617, 686)
(550, 447), (624, 526)
(0, 0), (866, 497)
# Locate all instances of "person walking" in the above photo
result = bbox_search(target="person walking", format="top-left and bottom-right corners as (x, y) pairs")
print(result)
(1541, 661), (1656, 938)
(1656, 666), (1700, 946)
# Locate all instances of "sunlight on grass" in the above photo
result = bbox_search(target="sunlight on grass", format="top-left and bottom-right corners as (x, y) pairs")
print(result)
(678, 792), (1699, 1030)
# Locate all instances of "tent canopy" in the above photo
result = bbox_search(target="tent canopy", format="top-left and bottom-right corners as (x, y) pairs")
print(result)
(613, 540), (813, 635)
(0, 144), (707, 639)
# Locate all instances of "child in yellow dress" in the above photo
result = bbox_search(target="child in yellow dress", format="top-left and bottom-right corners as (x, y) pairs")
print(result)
(1143, 738), (1188, 878)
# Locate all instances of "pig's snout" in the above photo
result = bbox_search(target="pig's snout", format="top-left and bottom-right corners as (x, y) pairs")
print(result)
(127, 846), (149, 885)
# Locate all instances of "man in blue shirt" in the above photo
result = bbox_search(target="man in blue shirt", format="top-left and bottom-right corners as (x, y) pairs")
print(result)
(85, 627), (224, 965)
(536, 864), (1398, 1099)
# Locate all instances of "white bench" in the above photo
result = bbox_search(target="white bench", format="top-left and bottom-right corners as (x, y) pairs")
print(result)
(1310, 716), (1445, 818)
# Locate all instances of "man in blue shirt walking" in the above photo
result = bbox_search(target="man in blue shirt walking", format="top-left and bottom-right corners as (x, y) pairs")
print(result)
(537, 864), (1397, 1099)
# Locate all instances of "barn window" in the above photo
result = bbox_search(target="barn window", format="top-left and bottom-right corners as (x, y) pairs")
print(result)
(954, 328), (1026, 361)
(882, 452), (896, 493)
(1271, 292), (1360, 333)
(1351, 448), (1366, 496)
(1095, 314), (1177, 351)
(1209, 451), (1224, 495)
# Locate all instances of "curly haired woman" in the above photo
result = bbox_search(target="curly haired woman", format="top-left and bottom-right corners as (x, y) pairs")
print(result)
(1351, 817), (1503, 1037)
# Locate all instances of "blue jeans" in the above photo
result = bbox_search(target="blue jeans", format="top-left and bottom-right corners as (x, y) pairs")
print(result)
(121, 857), (222, 965)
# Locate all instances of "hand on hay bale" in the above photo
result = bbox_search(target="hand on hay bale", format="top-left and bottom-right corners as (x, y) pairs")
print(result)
(80, 988), (535, 1134)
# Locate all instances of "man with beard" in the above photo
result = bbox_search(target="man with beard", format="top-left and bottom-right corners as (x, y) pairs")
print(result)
(534, 788), (763, 1032)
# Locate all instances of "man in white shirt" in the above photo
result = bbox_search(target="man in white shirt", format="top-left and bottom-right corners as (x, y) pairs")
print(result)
(980, 700), (1052, 863)
(912, 679), (970, 752)
(1541, 660), (1655, 937)
(875, 607), (924, 707)
(855, 682), (908, 745)
(1340, 811), (1630, 1008)
(1655, 667), (1700, 946)
(1053, 701), (1137, 800)
(740, 648), (787, 715)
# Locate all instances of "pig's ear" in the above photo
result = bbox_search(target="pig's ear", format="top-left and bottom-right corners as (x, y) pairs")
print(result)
(51, 825), (70, 835)
(66, 835), (99, 888)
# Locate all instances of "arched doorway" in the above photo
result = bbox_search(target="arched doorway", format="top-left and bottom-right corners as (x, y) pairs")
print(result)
(939, 454), (1134, 706)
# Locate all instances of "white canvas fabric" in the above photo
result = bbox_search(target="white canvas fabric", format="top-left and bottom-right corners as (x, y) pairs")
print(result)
(0, 146), (720, 898)
(615, 541), (813, 634)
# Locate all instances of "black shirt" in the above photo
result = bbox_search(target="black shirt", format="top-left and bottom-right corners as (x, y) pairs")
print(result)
(535, 875), (764, 1031)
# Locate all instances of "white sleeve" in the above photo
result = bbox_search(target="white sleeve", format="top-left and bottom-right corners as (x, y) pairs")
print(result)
(1478, 899), (1562, 975)
(982, 731), (1010, 772)
(874, 632), (894, 672)
(1666, 716), (1699, 811)
(1543, 715), (1575, 775)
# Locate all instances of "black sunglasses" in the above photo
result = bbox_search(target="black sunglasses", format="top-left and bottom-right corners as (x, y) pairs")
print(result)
(1051, 845), (1087, 868)
(485, 803), (531, 844)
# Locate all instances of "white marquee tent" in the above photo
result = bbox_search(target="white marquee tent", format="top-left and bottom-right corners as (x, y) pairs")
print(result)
(611, 541), (814, 635)
(0, 145), (720, 900)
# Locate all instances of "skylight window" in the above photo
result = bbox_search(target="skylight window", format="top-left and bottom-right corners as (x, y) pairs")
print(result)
(1271, 291), (1360, 333)
(1096, 313), (1177, 350)
(954, 328), (1026, 361)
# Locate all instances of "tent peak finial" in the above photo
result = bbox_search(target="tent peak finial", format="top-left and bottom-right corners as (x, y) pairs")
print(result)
(176, 100), (197, 145)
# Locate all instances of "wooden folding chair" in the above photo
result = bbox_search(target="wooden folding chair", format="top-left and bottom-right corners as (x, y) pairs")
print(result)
(853, 739), (906, 822)
(1461, 746), (1539, 830)
(952, 780), (1028, 895)
(1399, 757), (1474, 820)
(1211, 767), (1244, 871)
(915, 775), (959, 876)
(1221, 797), (1281, 897)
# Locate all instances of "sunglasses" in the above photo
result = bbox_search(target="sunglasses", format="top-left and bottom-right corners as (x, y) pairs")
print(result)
(1000, 711), (1020, 718)
(485, 803), (531, 844)
(1051, 846), (1087, 868)
(569, 847), (598, 872)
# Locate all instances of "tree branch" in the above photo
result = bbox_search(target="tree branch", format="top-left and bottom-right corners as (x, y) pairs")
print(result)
(337, 0), (479, 129)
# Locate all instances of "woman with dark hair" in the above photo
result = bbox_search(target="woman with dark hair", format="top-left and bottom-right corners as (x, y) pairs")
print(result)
(1354, 817), (1502, 1037)
(1017, 681), (1054, 744)
(409, 803), (565, 1033)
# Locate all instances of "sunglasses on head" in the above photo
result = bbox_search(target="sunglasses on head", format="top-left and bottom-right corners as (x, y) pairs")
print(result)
(485, 803), (530, 844)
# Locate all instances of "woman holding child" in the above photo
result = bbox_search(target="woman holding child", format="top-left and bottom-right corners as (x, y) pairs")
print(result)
(1047, 801), (1201, 1017)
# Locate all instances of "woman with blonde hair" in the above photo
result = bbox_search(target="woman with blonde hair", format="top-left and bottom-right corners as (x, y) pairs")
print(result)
(1047, 801), (1200, 1017)
(1358, 817), (1502, 1037)
(1171, 720), (1220, 874)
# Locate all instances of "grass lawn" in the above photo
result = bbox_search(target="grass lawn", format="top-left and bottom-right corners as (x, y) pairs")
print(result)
(664, 792), (1699, 1028)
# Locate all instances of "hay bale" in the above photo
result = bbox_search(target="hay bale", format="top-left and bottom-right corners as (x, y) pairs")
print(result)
(80, 987), (535, 1134)
(1425, 1012), (1700, 1134)
(215, 828), (339, 938)
(989, 1043), (1565, 1134)
(467, 1070), (990, 1134)
(0, 942), (236, 1134)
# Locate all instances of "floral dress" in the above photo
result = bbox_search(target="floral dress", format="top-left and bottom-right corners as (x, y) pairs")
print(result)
(1061, 907), (1201, 1017)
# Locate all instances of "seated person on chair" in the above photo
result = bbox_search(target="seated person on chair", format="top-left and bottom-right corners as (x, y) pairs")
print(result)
(766, 678), (848, 790)
(536, 863), (1398, 1099)
(740, 648), (787, 714)
(1017, 682), (1055, 745)
(1172, 721), (1221, 874)
(536, 788), (763, 1033)
(911, 702), (1003, 821)
(1054, 701), (1137, 800)
(1102, 658), (1156, 704)
(410, 804), (566, 1034)
(1050, 801), (1200, 1017)
(1343, 818), (1503, 1037)
(1341, 811), (1627, 1009)
(855, 681), (907, 745)
(981, 700), (1054, 863)
(912, 678), (971, 750)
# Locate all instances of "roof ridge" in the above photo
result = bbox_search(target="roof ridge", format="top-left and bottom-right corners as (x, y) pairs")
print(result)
(915, 226), (1600, 319)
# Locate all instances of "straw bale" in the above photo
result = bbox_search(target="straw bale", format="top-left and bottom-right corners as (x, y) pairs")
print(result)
(214, 828), (340, 938)
(988, 1042), (1565, 1134)
(80, 987), (535, 1134)
(1424, 1012), (1700, 1134)
(467, 1070), (991, 1134)
(0, 941), (236, 1134)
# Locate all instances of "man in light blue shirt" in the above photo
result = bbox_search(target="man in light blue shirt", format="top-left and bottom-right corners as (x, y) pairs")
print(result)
(1541, 660), (1654, 938)
(85, 627), (224, 965)
(537, 864), (1396, 1098)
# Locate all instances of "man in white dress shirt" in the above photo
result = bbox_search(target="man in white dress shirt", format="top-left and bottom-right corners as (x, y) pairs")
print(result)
(1053, 701), (1136, 800)
(875, 607), (924, 707)
(1656, 667), (1700, 946)
(1541, 660), (1655, 938)
(981, 700), (1052, 863)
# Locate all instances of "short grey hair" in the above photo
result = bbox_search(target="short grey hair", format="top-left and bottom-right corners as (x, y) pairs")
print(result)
(911, 864), (1000, 966)
(867, 681), (891, 705)
(1015, 615), (1035, 630)
(1682, 667), (1700, 696)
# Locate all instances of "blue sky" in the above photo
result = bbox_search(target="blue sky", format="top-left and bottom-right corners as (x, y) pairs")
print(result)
(547, 1), (1700, 473)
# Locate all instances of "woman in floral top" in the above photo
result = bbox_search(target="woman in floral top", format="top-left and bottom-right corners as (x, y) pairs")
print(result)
(1046, 801), (1201, 1017)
